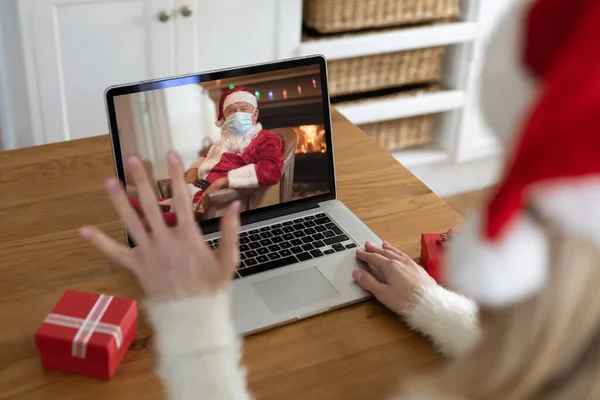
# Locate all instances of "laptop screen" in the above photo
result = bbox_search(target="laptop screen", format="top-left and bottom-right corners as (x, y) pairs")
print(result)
(106, 57), (335, 230)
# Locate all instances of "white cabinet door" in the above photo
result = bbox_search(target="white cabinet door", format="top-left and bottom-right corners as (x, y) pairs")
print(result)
(174, 0), (281, 74)
(19, 0), (177, 144)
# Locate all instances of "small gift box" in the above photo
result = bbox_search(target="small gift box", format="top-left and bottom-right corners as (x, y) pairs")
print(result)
(420, 229), (457, 283)
(34, 290), (137, 380)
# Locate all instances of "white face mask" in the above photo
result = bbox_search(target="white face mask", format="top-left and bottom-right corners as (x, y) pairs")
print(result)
(225, 111), (254, 137)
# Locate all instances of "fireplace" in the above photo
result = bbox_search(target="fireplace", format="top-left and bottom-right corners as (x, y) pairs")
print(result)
(291, 125), (327, 154)
(285, 124), (330, 199)
(258, 98), (330, 198)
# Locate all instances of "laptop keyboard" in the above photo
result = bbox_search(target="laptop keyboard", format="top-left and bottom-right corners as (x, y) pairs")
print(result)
(205, 213), (357, 279)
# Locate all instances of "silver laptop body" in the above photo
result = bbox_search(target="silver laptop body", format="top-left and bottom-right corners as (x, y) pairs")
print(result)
(105, 55), (380, 335)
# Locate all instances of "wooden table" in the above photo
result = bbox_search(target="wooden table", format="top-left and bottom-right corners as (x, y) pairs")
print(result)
(0, 111), (461, 399)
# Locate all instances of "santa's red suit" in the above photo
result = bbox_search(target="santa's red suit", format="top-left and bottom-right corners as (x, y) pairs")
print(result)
(131, 87), (284, 227)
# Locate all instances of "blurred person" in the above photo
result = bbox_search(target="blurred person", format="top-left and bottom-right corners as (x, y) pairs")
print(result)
(79, 0), (600, 399)
(130, 86), (284, 227)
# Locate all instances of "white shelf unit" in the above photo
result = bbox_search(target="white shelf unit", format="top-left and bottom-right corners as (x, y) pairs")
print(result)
(297, 13), (480, 173)
(292, 0), (504, 196)
(335, 90), (466, 125)
(335, 91), (466, 169)
(296, 22), (478, 60)
(393, 146), (450, 169)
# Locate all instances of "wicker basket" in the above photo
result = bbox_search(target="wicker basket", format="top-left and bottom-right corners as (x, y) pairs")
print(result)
(338, 86), (439, 150)
(304, 0), (460, 34)
(328, 47), (444, 97)
(360, 115), (434, 151)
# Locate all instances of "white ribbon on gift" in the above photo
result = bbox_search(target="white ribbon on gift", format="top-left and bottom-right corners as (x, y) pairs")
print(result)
(43, 294), (123, 359)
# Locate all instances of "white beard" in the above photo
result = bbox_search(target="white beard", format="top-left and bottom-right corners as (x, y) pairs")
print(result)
(196, 122), (263, 182)
(218, 123), (262, 155)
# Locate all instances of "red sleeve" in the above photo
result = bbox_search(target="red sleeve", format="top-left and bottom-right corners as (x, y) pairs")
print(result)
(253, 132), (284, 186)
(227, 131), (284, 189)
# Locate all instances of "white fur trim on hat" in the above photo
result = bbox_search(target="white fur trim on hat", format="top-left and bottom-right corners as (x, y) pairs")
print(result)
(446, 209), (548, 308)
(478, 0), (537, 149)
(533, 178), (600, 249)
(223, 91), (257, 115)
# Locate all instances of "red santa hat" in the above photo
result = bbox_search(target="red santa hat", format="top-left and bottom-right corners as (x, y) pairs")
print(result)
(214, 86), (258, 128)
(446, 0), (600, 307)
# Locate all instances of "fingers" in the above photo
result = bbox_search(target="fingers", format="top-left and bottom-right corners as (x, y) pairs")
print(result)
(195, 196), (204, 212)
(382, 241), (410, 259)
(365, 242), (403, 261)
(167, 153), (195, 230)
(79, 226), (138, 273)
(352, 269), (387, 295)
(217, 201), (241, 273)
(356, 250), (394, 273)
(127, 157), (167, 237)
(105, 178), (150, 247)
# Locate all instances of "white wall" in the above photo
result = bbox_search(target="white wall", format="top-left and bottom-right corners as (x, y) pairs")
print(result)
(0, 0), (32, 149)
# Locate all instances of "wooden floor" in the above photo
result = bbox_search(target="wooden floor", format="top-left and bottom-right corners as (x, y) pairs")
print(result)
(442, 187), (494, 217)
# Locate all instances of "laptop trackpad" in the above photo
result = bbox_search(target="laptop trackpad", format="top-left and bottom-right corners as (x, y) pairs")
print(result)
(252, 267), (340, 314)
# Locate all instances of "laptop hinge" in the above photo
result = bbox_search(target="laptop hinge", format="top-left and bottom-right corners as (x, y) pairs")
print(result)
(200, 201), (320, 235)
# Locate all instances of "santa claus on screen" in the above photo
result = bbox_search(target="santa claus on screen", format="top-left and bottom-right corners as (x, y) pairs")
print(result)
(131, 86), (284, 227)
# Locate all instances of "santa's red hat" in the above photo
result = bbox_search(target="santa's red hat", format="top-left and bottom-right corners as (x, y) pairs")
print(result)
(215, 86), (258, 128)
(446, 0), (600, 307)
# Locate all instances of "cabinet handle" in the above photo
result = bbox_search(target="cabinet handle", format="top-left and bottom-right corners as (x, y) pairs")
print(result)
(180, 5), (193, 17)
(158, 11), (170, 22)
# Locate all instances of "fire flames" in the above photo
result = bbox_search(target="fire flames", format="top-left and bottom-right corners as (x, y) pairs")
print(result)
(292, 125), (327, 154)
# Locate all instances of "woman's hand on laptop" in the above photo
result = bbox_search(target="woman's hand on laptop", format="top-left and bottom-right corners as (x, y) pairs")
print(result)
(78, 153), (241, 301)
(353, 242), (436, 316)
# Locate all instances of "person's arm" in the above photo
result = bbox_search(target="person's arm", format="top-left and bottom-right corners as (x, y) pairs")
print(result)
(145, 292), (252, 400)
(354, 242), (480, 359)
(227, 133), (283, 189)
(78, 153), (251, 399)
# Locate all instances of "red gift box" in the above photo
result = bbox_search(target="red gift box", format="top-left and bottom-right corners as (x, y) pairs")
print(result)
(34, 290), (137, 380)
(420, 229), (456, 283)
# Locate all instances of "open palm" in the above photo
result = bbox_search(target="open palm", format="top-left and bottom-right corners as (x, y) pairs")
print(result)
(79, 153), (240, 301)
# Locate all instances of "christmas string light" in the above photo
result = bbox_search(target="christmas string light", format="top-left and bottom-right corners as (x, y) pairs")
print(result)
(216, 79), (221, 85)
(312, 78), (317, 88)
(268, 91), (274, 100)
(254, 91), (260, 100)
(229, 84), (235, 89)
(282, 89), (288, 99)
(297, 85), (302, 95)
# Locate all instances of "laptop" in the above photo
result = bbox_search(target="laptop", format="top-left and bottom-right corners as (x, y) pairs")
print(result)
(104, 55), (381, 335)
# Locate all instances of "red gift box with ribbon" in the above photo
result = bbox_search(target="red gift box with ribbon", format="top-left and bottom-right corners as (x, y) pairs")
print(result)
(34, 290), (137, 380)
(420, 229), (457, 283)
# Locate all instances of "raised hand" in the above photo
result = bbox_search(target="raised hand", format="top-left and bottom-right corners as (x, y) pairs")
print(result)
(79, 153), (240, 301)
(353, 242), (437, 316)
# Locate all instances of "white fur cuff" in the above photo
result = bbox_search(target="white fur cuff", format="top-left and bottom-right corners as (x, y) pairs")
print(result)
(406, 285), (480, 358)
(228, 164), (259, 189)
(144, 291), (237, 357)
